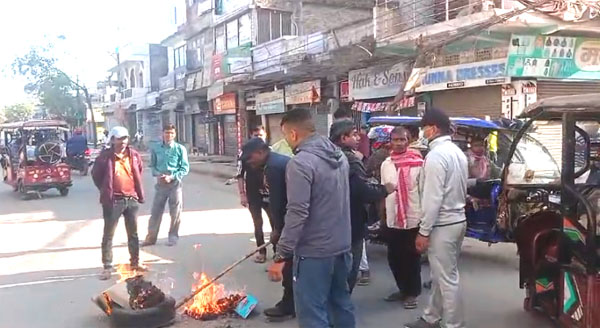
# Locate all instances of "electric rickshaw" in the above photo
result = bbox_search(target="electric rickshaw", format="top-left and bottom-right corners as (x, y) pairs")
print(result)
(505, 94), (600, 327)
(0, 120), (73, 198)
(368, 116), (513, 243)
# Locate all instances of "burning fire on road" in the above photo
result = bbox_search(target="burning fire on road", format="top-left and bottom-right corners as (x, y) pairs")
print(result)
(183, 272), (244, 321)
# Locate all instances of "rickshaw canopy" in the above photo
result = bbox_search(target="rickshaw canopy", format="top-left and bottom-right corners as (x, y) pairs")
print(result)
(368, 116), (502, 131)
(521, 93), (600, 120)
(0, 120), (69, 131)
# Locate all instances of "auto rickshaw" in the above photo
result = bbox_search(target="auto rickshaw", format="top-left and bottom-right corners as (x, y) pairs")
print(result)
(505, 94), (599, 327)
(368, 116), (512, 243)
(0, 120), (73, 198)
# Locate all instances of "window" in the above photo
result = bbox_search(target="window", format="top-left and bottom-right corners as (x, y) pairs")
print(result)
(239, 14), (251, 46)
(138, 72), (144, 88)
(257, 9), (293, 45)
(226, 20), (239, 49)
(215, 25), (226, 54)
(129, 69), (136, 88)
(175, 46), (187, 68)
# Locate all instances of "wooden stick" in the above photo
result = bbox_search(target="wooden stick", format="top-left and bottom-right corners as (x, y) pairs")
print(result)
(175, 242), (272, 310)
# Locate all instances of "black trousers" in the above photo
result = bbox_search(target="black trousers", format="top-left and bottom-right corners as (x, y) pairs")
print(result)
(386, 227), (422, 297)
(101, 197), (140, 269)
(280, 258), (295, 312)
(248, 199), (274, 255)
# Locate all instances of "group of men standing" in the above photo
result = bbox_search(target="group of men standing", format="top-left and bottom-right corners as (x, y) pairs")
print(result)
(237, 107), (469, 328)
(91, 124), (189, 280)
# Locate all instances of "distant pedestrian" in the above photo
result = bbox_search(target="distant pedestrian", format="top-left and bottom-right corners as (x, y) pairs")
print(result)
(237, 126), (273, 263)
(143, 124), (189, 247)
(268, 108), (355, 328)
(92, 126), (145, 280)
(405, 108), (468, 328)
(240, 138), (295, 321)
(329, 119), (387, 293)
(381, 127), (424, 309)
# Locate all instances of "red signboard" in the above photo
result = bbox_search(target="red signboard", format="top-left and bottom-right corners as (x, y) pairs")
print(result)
(212, 54), (225, 82)
(214, 93), (237, 115)
(340, 80), (350, 102)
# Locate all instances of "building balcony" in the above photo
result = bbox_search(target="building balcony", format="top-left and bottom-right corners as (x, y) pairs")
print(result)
(253, 32), (327, 77)
(159, 72), (175, 91)
(374, 0), (524, 55)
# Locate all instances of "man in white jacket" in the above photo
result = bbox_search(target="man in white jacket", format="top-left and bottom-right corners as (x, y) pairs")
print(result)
(406, 108), (468, 328)
(380, 127), (424, 309)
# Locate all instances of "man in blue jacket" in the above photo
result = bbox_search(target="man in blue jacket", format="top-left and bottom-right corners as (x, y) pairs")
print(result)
(268, 108), (355, 328)
(240, 137), (294, 321)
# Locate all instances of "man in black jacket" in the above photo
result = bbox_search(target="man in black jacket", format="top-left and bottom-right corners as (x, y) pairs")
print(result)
(330, 119), (389, 292)
(241, 137), (294, 321)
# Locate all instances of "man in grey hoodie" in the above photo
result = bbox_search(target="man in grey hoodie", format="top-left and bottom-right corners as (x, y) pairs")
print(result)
(267, 108), (355, 328)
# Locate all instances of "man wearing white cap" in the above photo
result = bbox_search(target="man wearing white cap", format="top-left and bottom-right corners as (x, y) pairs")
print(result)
(92, 126), (146, 280)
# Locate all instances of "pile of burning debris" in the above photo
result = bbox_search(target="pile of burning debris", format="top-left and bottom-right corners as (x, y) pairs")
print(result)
(93, 244), (267, 327)
(94, 265), (254, 327)
(183, 273), (245, 321)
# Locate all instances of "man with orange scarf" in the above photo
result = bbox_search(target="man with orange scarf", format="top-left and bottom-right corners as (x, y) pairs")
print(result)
(380, 127), (424, 309)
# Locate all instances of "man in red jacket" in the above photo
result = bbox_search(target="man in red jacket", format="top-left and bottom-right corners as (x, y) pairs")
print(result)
(92, 126), (145, 280)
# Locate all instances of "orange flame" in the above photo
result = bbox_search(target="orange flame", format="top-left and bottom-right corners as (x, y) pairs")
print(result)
(184, 273), (241, 319)
(115, 264), (146, 282)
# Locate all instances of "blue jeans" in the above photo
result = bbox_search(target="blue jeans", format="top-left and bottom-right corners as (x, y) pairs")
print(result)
(293, 253), (356, 328)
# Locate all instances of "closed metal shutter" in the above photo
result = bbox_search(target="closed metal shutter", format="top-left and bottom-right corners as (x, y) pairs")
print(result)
(537, 80), (600, 99)
(529, 122), (563, 168)
(223, 115), (237, 156)
(193, 114), (207, 152)
(431, 86), (502, 118)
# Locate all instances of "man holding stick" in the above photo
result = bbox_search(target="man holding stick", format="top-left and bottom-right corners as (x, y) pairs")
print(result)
(240, 137), (294, 321)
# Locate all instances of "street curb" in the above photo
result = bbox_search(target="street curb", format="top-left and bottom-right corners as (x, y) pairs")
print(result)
(140, 153), (236, 180)
(189, 162), (237, 180)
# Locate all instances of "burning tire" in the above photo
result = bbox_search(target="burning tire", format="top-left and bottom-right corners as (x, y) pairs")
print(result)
(109, 295), (176, 328)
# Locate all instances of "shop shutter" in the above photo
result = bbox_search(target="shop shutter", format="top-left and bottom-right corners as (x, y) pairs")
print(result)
(193, 114), (208, 152)
(223, 115), (238, 156)
(537, 80), (600, 99)
(529, 122), (563, 168)
(431, 86), (502, 118)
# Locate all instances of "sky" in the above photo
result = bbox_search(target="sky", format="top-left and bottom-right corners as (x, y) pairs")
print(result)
(0, 0), (178, 107)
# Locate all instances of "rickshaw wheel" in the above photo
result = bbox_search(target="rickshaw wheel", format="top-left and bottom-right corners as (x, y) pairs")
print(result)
(59, 188), (69, 196)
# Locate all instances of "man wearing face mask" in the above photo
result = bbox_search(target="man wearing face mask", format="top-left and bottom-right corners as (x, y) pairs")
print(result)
(406, 108), (468, 328)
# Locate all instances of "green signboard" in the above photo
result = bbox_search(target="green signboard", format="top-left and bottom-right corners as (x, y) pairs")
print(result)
(506, 34), (600, 80)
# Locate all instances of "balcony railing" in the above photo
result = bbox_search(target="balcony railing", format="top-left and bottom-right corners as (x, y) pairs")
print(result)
(159, 72), (175, 91)
(374, 0), (519, 41)
(121, 88), (149, 100)
(253, 32), (327, 76)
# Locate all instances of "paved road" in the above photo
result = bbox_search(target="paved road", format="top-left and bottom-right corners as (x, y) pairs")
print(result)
(0, 170), (554, 328)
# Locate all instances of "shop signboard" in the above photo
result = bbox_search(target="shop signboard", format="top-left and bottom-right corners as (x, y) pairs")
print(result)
(211, 54), (225, 82)
(340, 80), (350, 102)
(256, 90), (285, 115)
(227, 44), (252, 75)
(416, 58), (509, 92)
(285, 80), (321, 105)
(348, 63), (409, 100)
(214, 93), (237, 115)
(506, 34), (600, 80)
